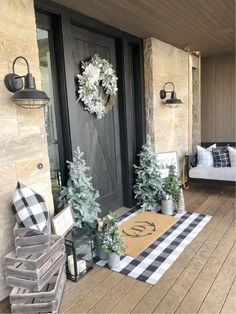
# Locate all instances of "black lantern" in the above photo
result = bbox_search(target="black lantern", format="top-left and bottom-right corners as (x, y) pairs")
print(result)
(160, 82), (183, 107)
(4, 56), (50, 109)
(65, 227), (94, 282)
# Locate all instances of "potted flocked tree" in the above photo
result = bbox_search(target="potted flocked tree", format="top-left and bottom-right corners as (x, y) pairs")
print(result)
(162, 165), (181, 215)
(58, 146), (101, 232)
(101, 214), (125, 268)
(134, 136), (163, 210)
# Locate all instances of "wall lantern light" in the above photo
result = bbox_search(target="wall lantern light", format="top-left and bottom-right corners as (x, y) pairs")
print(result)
(160, 82), (183, 108)
(4, 56), (50, 109)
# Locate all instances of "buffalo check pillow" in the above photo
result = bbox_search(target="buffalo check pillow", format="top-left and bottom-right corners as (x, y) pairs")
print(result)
(197, 144), (216, 167)
(12, 182), (49, 232)
(212, 146), (231, 168)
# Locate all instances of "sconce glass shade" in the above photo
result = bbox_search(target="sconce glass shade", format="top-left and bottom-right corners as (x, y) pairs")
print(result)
(4, 56), (50, 109)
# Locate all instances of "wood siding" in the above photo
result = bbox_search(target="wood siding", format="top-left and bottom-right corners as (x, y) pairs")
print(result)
(53, 0), (235, 56)
(201, 54), (235, 143)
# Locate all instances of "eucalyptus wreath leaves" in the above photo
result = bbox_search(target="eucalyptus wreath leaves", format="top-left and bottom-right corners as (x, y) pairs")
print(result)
(77, 54), (118, 119)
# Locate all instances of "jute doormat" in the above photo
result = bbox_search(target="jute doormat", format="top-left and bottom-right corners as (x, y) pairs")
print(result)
(120, 211), (178, 257)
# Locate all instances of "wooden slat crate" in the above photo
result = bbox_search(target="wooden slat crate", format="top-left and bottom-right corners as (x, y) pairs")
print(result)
(5, 235), (64, 270)
(5, 235), (65, 291)
(10, 264), (66, 314)
(14, 220), (51, 257)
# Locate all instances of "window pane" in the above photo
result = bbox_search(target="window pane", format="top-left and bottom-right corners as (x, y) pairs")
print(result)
(37, 28), (61, 204)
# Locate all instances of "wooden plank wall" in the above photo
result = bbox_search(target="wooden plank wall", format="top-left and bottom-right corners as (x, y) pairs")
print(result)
(201, 53), (235, 143)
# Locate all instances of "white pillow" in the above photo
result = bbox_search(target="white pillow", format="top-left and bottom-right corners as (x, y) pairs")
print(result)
(228, 146), (236, 167)
(197, 144), (216, 167)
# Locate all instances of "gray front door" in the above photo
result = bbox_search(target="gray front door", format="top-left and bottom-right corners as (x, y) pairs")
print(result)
(66, 26), (123, 216)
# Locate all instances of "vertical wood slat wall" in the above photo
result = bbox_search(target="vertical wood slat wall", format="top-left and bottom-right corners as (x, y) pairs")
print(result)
(201, 53), (235, 143)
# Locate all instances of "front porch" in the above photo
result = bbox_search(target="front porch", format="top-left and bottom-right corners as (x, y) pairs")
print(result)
(1, 183), (234, 313)
(59, 184), (236, 313)
(0, 0), (235, 313)
(0, 184), (236, 314)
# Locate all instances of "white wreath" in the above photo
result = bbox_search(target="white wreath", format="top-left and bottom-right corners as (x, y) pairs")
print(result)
(77, 54), (118, 119)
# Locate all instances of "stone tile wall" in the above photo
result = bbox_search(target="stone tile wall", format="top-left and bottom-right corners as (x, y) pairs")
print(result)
(0, 0), (53, 300)
(144, 38), (201, 175)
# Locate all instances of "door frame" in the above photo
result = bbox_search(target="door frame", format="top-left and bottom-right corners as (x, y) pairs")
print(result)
(35, 0), (146, 208)
(36, 12), (71, 188)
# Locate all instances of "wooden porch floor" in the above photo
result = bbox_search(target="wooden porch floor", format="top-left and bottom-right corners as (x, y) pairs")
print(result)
(0, 183), (235, 313)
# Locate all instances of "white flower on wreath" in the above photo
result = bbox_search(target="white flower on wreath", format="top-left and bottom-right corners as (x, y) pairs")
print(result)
(83, 64), (100, 85)
(77, 54), (118, 119)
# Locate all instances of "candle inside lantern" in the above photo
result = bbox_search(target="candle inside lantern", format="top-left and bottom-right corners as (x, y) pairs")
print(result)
(67, 255), (76, 276)
(67, 255), (87, 276)
(78, 259), (86, 273)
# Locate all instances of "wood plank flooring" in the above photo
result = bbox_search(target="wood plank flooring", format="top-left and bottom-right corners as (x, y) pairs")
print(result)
(0, 183), (235, 314)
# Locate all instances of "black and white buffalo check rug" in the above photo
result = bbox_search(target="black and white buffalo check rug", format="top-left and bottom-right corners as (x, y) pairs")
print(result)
(96, 208), (212, 285)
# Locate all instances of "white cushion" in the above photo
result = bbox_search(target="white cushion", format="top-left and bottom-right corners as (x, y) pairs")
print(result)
(189, 166), (236, 182)
(197, 144), (216, 167)
(228, 146), (236, 167)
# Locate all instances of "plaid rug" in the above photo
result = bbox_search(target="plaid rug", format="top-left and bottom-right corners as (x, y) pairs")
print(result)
(96, 208), (212, 285)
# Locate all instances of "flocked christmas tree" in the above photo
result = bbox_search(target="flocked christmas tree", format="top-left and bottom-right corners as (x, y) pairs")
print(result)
(163, 165), (181, 204)
(59, 147), (101, 228)
(133, 136), (163, 210)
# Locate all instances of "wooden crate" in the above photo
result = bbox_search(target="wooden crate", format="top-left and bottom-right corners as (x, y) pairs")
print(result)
(5, 235), (65, 291)
(10, 264), (66, 314)
(14, 220), (51, 257)
(5, 235), (63, 270)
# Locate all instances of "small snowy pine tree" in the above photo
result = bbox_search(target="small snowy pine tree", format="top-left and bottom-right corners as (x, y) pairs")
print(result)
(163, 165), (181, 204)
(59, 147), (101, 228)
(133, 136), (163, 210)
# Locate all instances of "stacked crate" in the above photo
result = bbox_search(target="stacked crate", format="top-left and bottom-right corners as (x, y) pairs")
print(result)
(4, 222), (66, 314)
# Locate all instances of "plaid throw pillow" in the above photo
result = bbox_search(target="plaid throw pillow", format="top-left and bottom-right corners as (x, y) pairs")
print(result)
(212, 146), (231, 168)
(197, 144), (216, 167)
(12, 182), (49, 232)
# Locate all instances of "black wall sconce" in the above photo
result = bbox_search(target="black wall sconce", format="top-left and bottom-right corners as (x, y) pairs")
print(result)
(4, 56), (50, 109)
(160, 82), (183, 108)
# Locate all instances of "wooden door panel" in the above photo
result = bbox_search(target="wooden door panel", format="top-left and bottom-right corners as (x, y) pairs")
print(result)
(67, 25), (123, 215)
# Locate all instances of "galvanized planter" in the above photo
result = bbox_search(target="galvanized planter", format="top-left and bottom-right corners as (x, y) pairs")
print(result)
(108, 252), (120, 268)
(161, 199), (174, 216)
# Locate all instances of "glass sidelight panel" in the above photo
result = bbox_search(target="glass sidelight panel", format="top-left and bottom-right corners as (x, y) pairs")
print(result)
(36, 28), (61, 203)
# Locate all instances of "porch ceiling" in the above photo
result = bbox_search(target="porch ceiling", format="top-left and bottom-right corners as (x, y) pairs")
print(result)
(52, 0), (235, 56)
